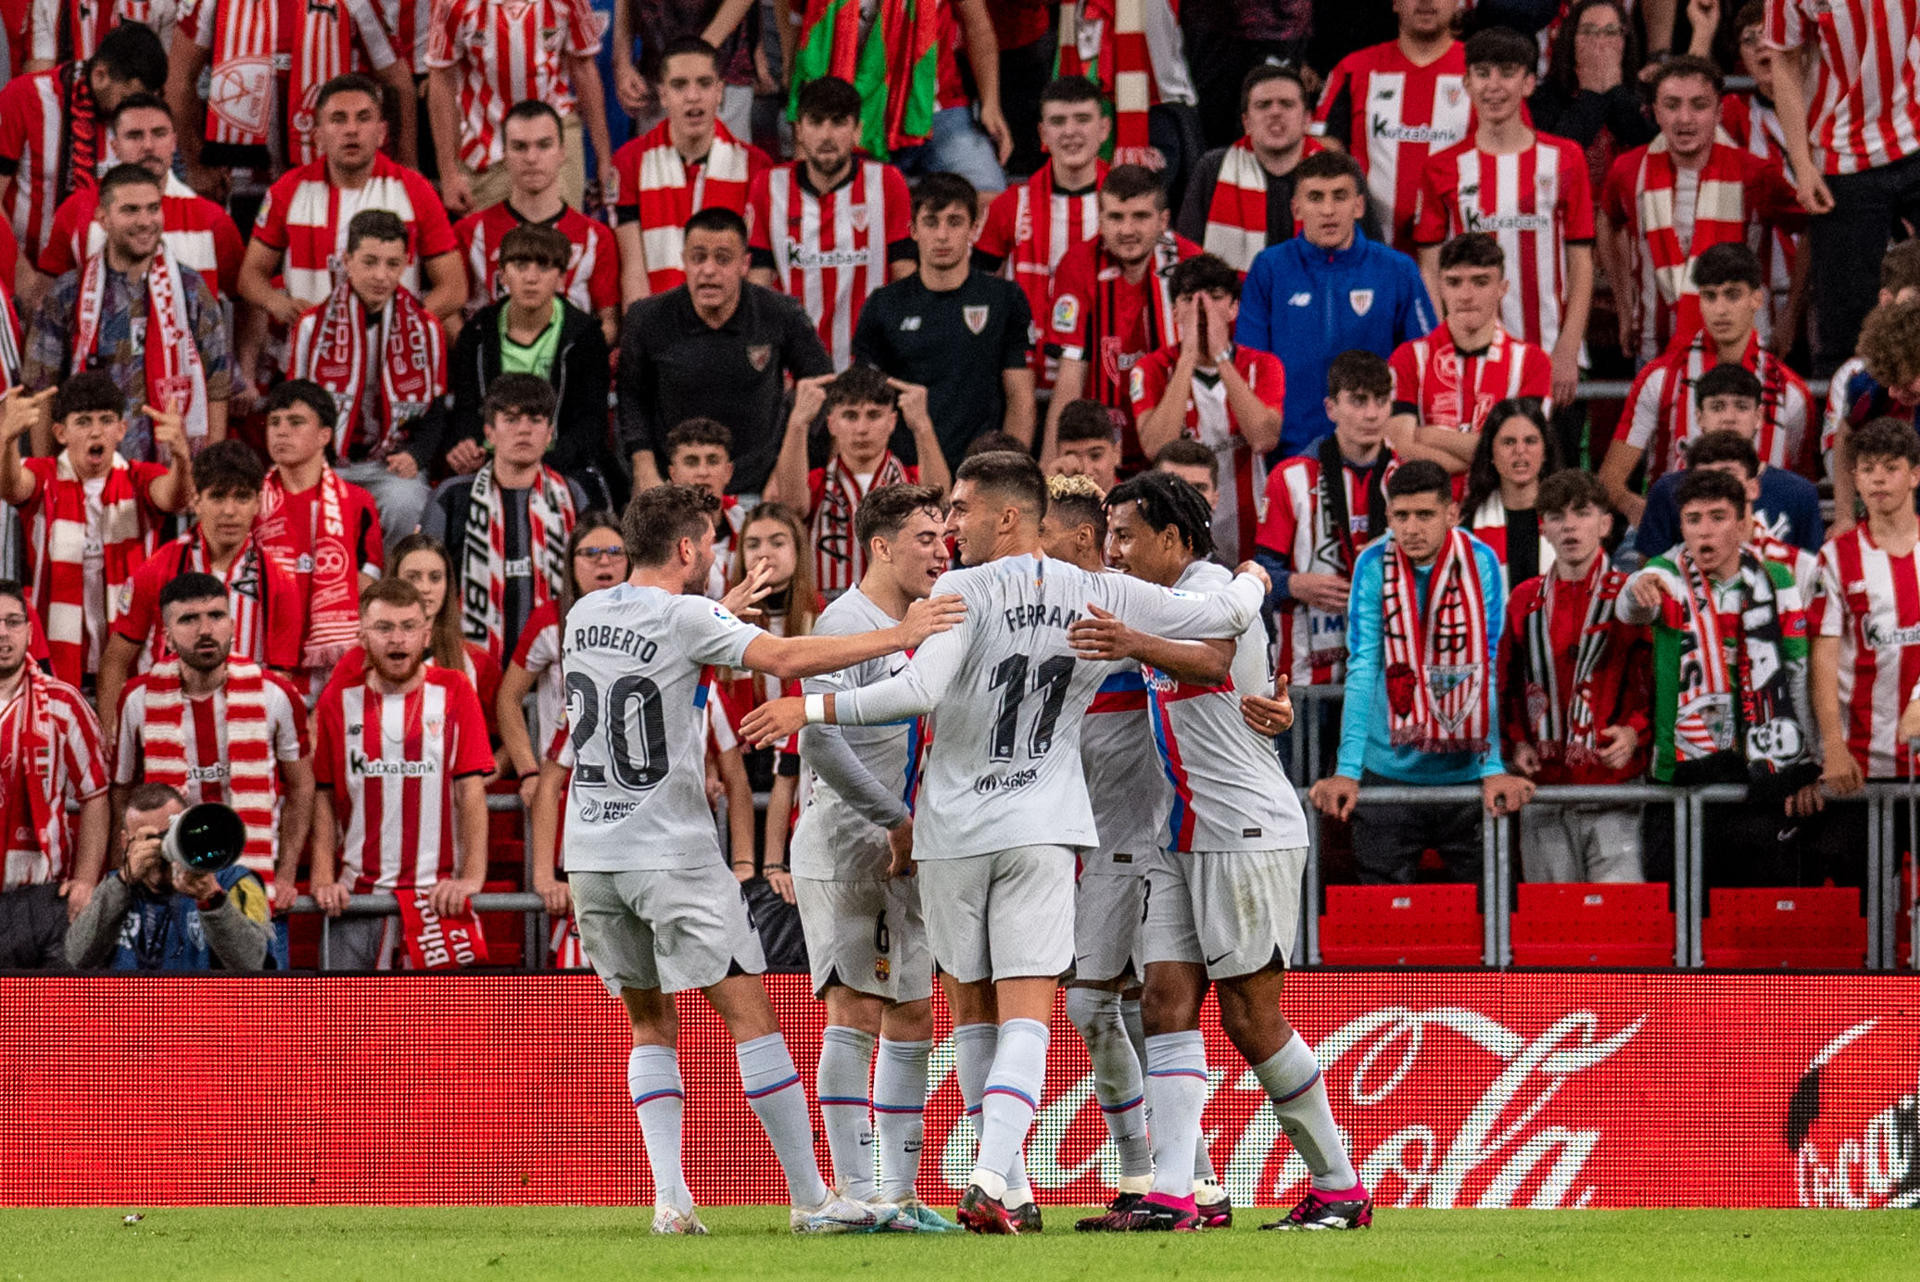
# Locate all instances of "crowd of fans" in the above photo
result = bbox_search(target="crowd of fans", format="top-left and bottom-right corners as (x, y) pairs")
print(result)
(0, 0), (1913, 973)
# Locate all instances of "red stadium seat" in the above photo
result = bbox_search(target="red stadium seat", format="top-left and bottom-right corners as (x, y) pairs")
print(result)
(1319, 884), (1483, 965)
(1511, 882), (1674, 967)
(1701, 887), (1866, 969)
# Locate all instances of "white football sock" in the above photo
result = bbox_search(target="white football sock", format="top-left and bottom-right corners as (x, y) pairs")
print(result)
(627, 1045), (692, 1214)
(971, 1018), (1049, 1201)
(953, 1022), (1031, 1201)
(873, 1037), (930, 1204)
(736, 1032), (831, 1208)
(1145, 1031), (1209, 1201)
(1252, 1033), (1358, 1192)
(817, 1025), (878, 1200)
(1065, 987), (1151, 1179)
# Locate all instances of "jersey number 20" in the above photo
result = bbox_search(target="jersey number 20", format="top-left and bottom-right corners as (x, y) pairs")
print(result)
(567, 672), (670, 789)
(987, 654), (1075, 762)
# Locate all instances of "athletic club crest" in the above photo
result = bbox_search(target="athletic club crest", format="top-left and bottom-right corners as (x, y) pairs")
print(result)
(207, 57), (275, 138)
(963, 305), (989, 334)
(746, 344), (772, 372)
(1444, 82), (1466, 110)
(1349, 289), (1375, 317)
(849, 204), (871, 233)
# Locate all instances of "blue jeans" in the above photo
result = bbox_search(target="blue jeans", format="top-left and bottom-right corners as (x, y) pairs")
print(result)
(334, 459), (432, 550)
(892, 106), (1007, 194)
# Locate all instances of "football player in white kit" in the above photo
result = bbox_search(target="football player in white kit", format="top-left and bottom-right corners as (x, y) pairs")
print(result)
(1036, 475), (1234, 1230)
(789, 484), (958, 1232)
(560, 484), (962, 1236)
(1073, 472), (1370, 1231)
(742, 452), (1270, 1234)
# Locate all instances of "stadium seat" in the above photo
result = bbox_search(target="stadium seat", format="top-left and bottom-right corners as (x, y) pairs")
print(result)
(1701, 887), (1866, 969)
(1511, 882), (1674, 966)
(1319, 884), (1483, 965)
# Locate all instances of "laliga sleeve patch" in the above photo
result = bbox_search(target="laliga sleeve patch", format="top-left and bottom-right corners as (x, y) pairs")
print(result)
(1052, 295), (1080, 334)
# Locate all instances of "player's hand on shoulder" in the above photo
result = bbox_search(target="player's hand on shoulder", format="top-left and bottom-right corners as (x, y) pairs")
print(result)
(1235, 560), (1273, 595)
(1241, 679), (1293, 736)
(1067, 603), (1138, 662)
(899, 593), (965, 646)
(741, 696), (807, 748)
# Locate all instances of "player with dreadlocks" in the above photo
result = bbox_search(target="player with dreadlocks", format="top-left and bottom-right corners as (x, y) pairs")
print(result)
(1065, 470), (1370, 1231)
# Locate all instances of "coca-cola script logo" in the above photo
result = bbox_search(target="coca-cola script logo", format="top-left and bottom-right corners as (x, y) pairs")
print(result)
(923, 1005), (1643, 1209)
(1789, 1017), (1920, 1208)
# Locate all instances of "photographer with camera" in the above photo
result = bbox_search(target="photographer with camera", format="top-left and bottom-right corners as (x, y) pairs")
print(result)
(65, 785), (275, 971)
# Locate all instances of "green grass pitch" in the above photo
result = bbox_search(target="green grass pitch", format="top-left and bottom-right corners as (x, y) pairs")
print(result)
(0, 1207), (1914, 1281)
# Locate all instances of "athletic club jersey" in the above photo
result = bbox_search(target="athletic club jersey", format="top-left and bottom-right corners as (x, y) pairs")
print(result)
(425, 0), (605, 173)
(790, 588), (922, 883)
(1128, 343), (1285, 563)
(1389, 325), (1553, 432)
(1815, 526), (1920, 777)
(1081, 657), (1168, 873)
(1147, 559), (1307, 854)
(748, 160), (912, 369)
(1617, 332), (1813, 481)
(831, 553), (1262, 861)
(113, 675), (307, 865)
(974, 165), (1105, 385)
(312, 667), (493, 893)
(1413, 134), (1595, 352)
(0, 65), (97, 262)
(1765, 0), (1920, 176)
(559, 584), (760, 872)
(1720, 93), (1801, 337)
(252, 153), (459, 307)
(0, 672), (108, 891)
(508, 599), (565, 761)
(1256, 450), (1391, 686)
(453, 202), (620, 318)
(1316, 39), (1471, 251)
(112, 534), (306, 674)
(39, 173), (244, 298)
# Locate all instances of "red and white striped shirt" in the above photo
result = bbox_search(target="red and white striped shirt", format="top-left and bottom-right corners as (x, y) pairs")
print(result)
(1255, 449), (1392, 686)
(974, 164), (1105, 385)
(1389, 324), (1553, 433)
(253, 153), (460, 306)
(39, 173), (245, 299)
(1615, 331), (1813, 481)
(1720, 92), (1802, 344)
(1315, 39), (1471, 252)
(454, 201), (620, 318)
(111, 533), (307, 674)
(1413, 133), (1595, 353)
(747, 160), (912, 369)
(29, 0), (182, 63)
(425, 0), (605, 174)
(509, 598), (565, 758)
(1765, 0), (1920, 176)
(1815, 524), (1920, 777)
(1128, 343), (1285, 564)
(0, 671), (107, 891)
(382, 0), (437, 70)
(0, 65), (99, 264)
(312, 667), (493, 893)
(113, 673), (308, 868)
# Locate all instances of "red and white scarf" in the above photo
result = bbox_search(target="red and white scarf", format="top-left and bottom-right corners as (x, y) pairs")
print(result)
(1631, 137), (1752, 347)
(1521, 557), (1626, 763)
(1, 665), (66, 879)
(58, 62), (103, 210)
(140, 532), (275, 669)
(812, 451), (911, 596)
(299, 279), (442, 461)
(207, 0), (355, 164)
(630, 119), (756, 293)
(1057, 0), (1153, 163)
(138, 659), (280, 878)
(1380, 528), (1492, 752)
(38, 452), (150, 688)
(261, 466), (361, 669)
(459, 461), (576, 665)
(1202, 135), (1323, 275)
(0, 285), (22, 386)
(73, 243), (211, 446)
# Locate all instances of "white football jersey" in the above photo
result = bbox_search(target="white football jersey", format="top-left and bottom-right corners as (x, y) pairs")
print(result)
(559, 584), (761, 872)
(835, 553), (1263, 861)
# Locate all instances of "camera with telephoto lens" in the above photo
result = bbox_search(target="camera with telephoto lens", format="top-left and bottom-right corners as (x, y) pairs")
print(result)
(162, 802), (248, 874)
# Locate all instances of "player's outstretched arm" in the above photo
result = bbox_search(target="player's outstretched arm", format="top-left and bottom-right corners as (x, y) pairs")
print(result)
(740, 593), (964, 682)
(1098, 562), (1271, 640)
(1067, 605), (1233, 686)
(742, 620), (968, 747)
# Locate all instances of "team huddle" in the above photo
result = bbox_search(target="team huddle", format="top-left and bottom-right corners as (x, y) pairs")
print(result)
(560, 457), (1363, 1235)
